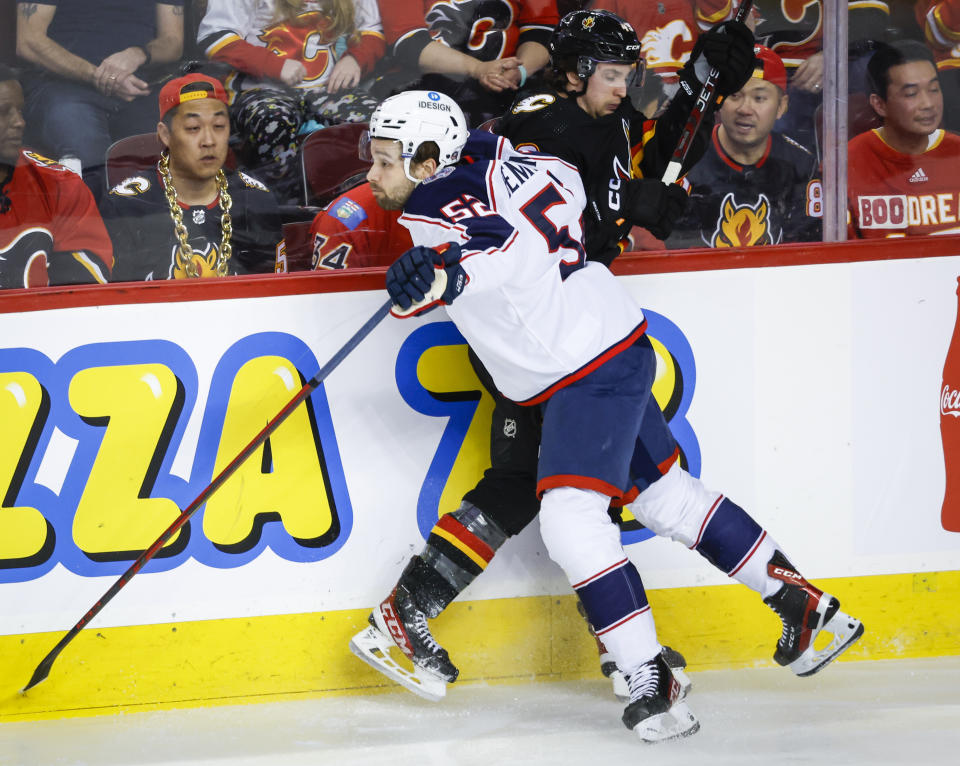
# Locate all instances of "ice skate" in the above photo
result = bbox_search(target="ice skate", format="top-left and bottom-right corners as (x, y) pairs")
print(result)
(348, 583), (459, 702)
(578, 599), (691, 701)
(622, 653), (700, 743)
(763, 551), (865, 677)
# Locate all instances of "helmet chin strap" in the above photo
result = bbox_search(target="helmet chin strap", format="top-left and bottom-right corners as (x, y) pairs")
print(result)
(402, 155), (422, 185)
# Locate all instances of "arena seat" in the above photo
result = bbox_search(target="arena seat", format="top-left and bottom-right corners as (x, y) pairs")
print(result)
(300, 122), (370, 207)
(104, 133), (164, 189)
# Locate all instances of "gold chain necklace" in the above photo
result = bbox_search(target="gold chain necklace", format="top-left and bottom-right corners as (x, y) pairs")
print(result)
(159, 152), (234, 277)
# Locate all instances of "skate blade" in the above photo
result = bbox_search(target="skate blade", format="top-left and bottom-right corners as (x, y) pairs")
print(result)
(348, 626), (448, 702)
(633, 701), (700, 743)
(612, 667), (692, 703)
(790, 607), (865, 677)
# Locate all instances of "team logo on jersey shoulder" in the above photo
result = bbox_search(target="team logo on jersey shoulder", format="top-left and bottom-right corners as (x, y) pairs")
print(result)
(110, 176), (152, 197)
(329, 196), (368, 230)
(511, 94), (556, 114)
(422, 166), (455, 185)
(238, 171), (269, 192)
(23, 150), (65, 170)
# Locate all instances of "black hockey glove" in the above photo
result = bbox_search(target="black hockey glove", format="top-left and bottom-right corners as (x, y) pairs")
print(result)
(622, 179), (689, 241)
(386, 243), (466, 317)
(680, 20), (755, 97)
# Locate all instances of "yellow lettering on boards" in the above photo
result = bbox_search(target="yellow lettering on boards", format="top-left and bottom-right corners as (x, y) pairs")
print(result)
(69, 364), (184, 557)
(204, 357), (335, 547)
(0, 373), (51, 561)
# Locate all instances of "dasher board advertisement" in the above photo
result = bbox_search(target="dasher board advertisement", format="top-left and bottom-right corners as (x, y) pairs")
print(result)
(1, 254), (960, 638)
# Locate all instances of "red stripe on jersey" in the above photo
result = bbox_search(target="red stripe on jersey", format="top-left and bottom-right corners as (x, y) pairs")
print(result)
(537, 474), (626, 502)
(519, 322), (648, 407)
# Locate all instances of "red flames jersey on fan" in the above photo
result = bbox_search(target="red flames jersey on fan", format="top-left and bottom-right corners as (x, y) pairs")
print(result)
(919, 1), (960, 73)
(309, 182), (412, 270)
(0, 150), (113, 289)
(847, 128), (960, 238)
(380, 0), (558, 66)
(198, 0), (385, 96)
(592, 1), (731, 82)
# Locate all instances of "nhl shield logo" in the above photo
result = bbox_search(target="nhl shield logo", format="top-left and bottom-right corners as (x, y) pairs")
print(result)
(503, 418), (517, 438)
(192, 208), (206, 225)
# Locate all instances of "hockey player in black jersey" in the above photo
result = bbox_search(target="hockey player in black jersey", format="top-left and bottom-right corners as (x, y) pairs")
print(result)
(100, 74), (283, 282)
(666, 46), (823, 249)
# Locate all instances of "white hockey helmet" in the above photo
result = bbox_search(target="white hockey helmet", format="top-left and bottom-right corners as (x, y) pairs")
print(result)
(361, 90), (468, 182)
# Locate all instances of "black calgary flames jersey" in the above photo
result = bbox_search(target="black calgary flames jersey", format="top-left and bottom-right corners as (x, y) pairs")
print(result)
(497, 83), (711, 264)
(666, 125), (822, 249)
(101, 167), (283, 282)
(0, 150), (113, 289)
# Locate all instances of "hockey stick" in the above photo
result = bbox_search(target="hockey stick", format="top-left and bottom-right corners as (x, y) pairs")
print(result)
(22, 297), (394, 693)
(661, 0), (754, 184)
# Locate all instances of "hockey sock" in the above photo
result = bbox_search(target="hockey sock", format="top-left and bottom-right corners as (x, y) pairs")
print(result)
(540, 486), (662, 672)
(691, 497), (783, 598)
(418, 501), (510, 608)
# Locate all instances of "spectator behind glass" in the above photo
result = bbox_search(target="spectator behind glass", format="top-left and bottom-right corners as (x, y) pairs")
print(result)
(750, 1), (890, 154)
(15, 1), (184, 193)
(374, 1), (559, 125)
(917, 0), (960, 132)
(197, 0), (385, 202)
(847, 39), (960, 238)
(666, 45), (822, 249)
(100, 73), (283, 281)
(0, 63), (113, 289)
(309, 181), (412, 271)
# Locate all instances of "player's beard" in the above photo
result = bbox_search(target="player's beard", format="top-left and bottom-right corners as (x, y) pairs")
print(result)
(371, 177), (417, 210)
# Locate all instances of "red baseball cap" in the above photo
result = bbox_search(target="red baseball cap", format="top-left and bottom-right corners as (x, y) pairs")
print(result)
(158, 73), (229, 120)
(751, 45), (788, 91)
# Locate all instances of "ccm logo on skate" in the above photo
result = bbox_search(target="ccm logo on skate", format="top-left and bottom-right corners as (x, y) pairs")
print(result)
(772, 567), (804, 583)
(381, 604), (414, 656)
(0, 334), (352, 583)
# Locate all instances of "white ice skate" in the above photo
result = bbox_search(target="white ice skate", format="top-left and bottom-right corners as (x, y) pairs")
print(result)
(349, 623), (449, 702)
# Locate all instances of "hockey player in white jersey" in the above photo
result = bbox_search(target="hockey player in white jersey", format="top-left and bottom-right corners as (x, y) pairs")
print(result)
(349, 89), (864, 743)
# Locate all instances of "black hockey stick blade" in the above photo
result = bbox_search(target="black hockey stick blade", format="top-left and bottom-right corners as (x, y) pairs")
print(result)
(22, 297), (393, 693)
(662, 0), (754, 184)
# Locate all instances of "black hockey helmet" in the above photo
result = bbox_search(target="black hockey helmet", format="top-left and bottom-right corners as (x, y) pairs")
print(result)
(549, 9), (642, 82)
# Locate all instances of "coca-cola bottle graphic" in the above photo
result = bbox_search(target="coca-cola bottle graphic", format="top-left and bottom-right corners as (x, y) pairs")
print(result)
(940, 277), (960, 532)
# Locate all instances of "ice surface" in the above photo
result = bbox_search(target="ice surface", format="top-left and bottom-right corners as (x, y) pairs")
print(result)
(2, 656), (957, 766)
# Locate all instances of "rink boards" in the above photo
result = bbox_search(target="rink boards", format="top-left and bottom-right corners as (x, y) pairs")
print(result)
(1, 237), (959, 720)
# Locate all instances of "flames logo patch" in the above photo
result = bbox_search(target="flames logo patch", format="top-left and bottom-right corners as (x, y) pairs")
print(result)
(171, 241), (225, 279)
(709, 193), (778, 248)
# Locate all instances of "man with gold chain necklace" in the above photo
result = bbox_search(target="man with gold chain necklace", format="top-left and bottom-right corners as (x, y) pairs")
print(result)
(101, 74), (283, 281)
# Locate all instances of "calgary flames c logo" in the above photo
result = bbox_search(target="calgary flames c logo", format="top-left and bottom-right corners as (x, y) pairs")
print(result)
(710, 193), (775, 248)
(259, 11), (333, 84)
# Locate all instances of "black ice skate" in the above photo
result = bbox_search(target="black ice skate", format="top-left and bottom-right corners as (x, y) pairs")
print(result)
(577, 599), (691, 701)
(349, 583), (458, 702)
(763, 550), (865, 677)
(622, 652), (700, 743)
